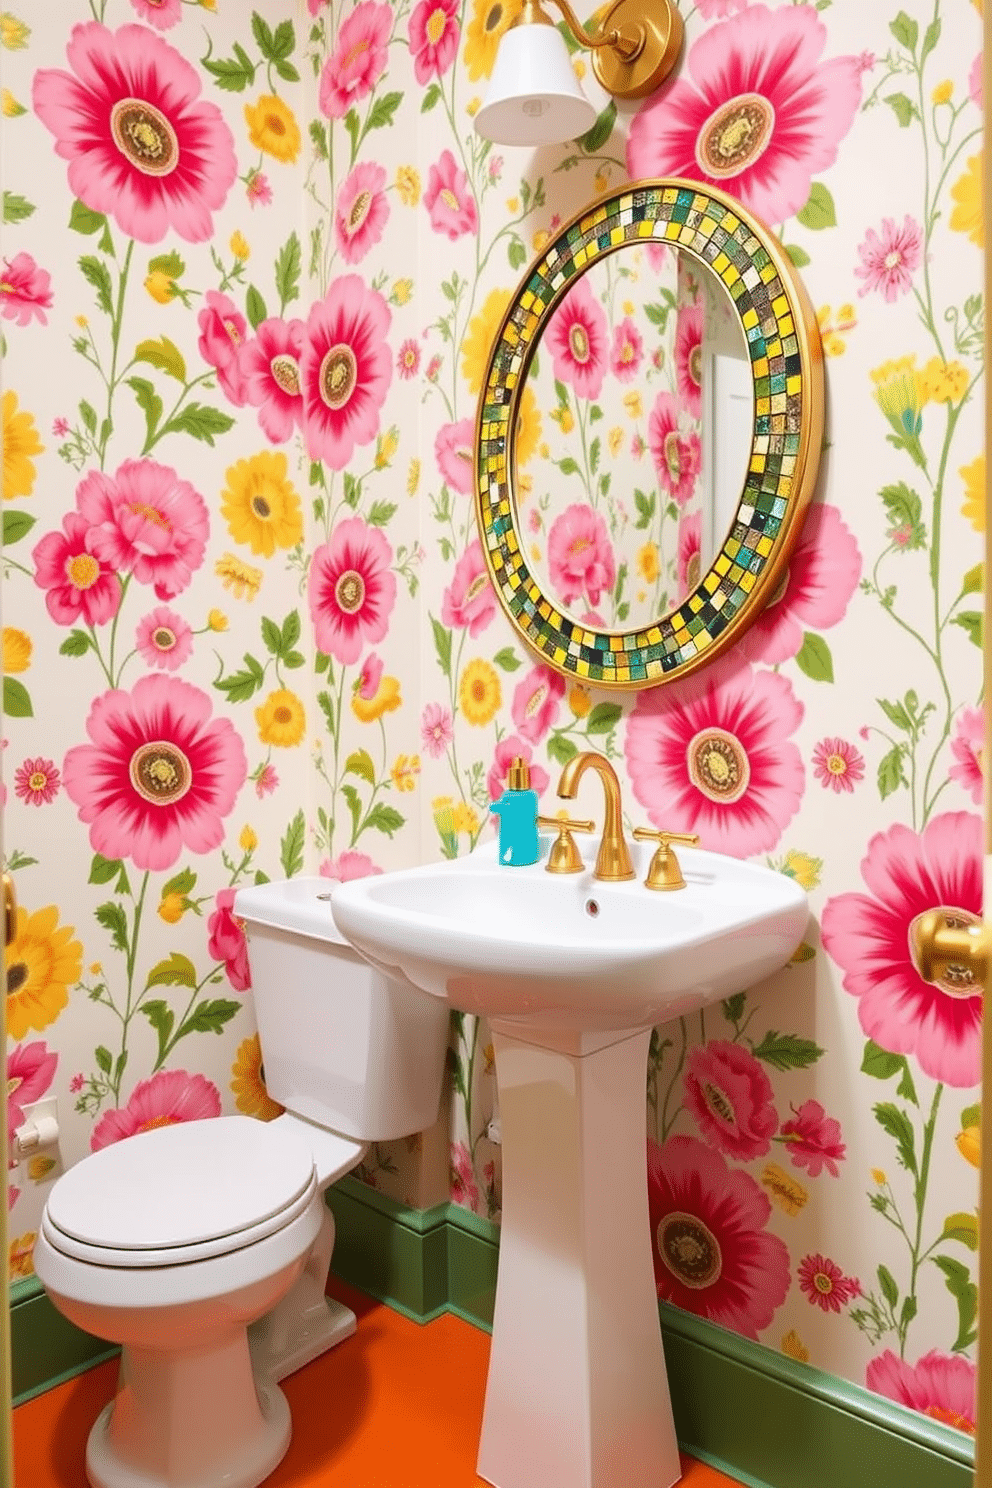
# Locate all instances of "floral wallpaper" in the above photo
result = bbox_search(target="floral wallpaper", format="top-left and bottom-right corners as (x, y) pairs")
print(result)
(0, 0), (985, 1444)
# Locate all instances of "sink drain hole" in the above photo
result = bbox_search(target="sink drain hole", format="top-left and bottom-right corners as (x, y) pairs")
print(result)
(585, 898), (600, 917)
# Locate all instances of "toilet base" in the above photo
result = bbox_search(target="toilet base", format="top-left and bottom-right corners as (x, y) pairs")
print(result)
(248, 1202), (357, 1382)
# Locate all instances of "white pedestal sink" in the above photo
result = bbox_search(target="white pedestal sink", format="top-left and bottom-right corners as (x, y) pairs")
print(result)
(331, 832), (808, 1488)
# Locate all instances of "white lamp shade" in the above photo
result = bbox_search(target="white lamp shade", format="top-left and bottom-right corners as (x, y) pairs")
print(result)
(474, 25), (598, 146)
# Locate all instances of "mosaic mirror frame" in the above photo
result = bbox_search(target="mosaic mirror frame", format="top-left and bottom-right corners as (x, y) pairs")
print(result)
(473, 178), (825, 690)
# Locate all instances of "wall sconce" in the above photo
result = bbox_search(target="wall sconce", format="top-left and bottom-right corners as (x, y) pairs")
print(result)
(474, 0), (683, 147)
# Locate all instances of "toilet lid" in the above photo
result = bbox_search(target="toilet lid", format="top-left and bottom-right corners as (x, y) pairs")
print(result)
(44, 1116), (317, 1266)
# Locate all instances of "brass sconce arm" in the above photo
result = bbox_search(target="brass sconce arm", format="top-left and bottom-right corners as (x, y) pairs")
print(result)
(511, 0), (683, 101)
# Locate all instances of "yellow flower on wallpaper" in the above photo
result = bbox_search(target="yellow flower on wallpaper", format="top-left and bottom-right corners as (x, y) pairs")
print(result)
(244, 94), (301, 163)
(255, 688), (306, 747)
(949, 155), (983, 248)
(2, 626), (32, 672)
(144, 270), (177, 304)
(239, 825), (258, 853)
(637, 542), (660, 584)
(0, 14), (29, 49)
(460, 658), (501, 724)
(407, 457), (421, 495)
(960, 455), (984, 532)
(8, 1235), (34, 1281)
(781, 1331), (810, 1365)
(760, 1162), (808, 1216)
(395, 167), (421, 206)
(6, 904), (83, 1040)
(231, 1034), (284, 1122)
(216, 553), (263, 599)
(229, 230), (250, 262)
(207, 608), (229, 631)
(452, 801), (479, 834)
(352, 674), (401, 723)
(781, 849), (823, 891)
(515, 385), (542, 466)
(461, 287), (511, 393)
(956, 1125), (981, 1168)
(157, 892), (187, 925)
(2, 87), (25, 116)
(568, 684), (592, 718)
(392, 277), (413, 305)
(608, 426), (624, 456)
(221, 451), (303, 558)
(550, 404), (575, 435)
(2, 389), (43, 500)
(391, 753), (420, 791)
(463, 0), (523, 80)
(922, 357), (969, 403)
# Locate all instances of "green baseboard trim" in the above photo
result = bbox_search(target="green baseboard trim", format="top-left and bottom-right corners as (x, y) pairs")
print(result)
(328, 1176), (973, 1488)
(10, 1278), (117, 1406)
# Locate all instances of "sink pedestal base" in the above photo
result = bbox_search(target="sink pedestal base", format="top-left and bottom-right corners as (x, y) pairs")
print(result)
(479, 1024), (680, 1488)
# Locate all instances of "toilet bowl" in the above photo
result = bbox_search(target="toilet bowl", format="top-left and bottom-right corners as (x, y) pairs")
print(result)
(33, 877), (451, 1488)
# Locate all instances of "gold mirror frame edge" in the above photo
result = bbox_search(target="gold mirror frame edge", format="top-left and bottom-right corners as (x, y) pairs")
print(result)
(473, 176), (826, 692)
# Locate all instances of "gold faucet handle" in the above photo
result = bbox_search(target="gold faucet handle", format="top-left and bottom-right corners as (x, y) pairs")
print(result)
(632, 827), (700, 892)
(538, 814), (595, 875)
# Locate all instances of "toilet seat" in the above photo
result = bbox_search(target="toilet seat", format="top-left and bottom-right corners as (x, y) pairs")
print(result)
(43, 1116), (317, 1268)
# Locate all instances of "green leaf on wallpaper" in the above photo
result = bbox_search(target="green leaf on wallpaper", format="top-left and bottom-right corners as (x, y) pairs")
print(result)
(343, 471), (360, 508)
(431, 615), (452, 678)
(215, 653), (265, 703)
(79, 255), (113, 316)
(309, 120), (328, 160)
(877, 745), (906, 800)
(880, 482), (926, 547)
(318, 689), (335, 732)
(201, 44), (256, 92)
(3, 509), (35, 546)
(940, 1213), (979, 1252)
(931, 1254), (978, 1352)
(873, 1102), (917, 1175)
(95, 1046), (113, 1077)
(280, 810), (306, 878)
(128, 377), (162, 441)
(559, 457), (580, 476)
(589, 405), (603, 425)
(79, 400), (98, 436)
(962, 563), (983, 595)
(722, 993), (746, 1025)
(422, 83), (442, 113)
(794, 632), (834, 683)
(141, 1001), (174, 1061)
(179, 999), (241, 1038)
(134, 337), (187, 383)
(275, 232), (301, 309)
(889, 11), (918, 51)
(508, 235), (528, 271)
(368, 91), (403, 132)
(589, 437), (601, 476)
(784, 245), (811, 268)
(577, 100), (617, 153)
(252, 14), (294, 61)
(146, 953), (197, 989)
(367, 500), (397, 527)
(3, 192), (34, 224)
(795, 183), (836, 232)
(446, 1046), (466, 1098)
(951, 611), (982, 648)
(95, 901), (129, 953)
(884, 93), (918, 129)
(69, 200), (106, 236)
(366, 804), (404, 838)
(262, 615), (285, 657)
(547, 734), (578, 766)
(961, 1102), (981, 1129)
(877, 1264), (899, 1309)
(860, 1041), (919, 1104)
(493, 648), (522, 671)
(149, 251), (185, 280)
(163, 402), (236, 446)
(3, 676), (32, 718)
(586, 703), (623, 736)
(88, 853), (123, 886)
(750, 1030), (824, 1071)
(245, 285), (267, 330)
(346, 750), (376, 785)
(634, 490), (656, 530)
(162, 867), (197, 899)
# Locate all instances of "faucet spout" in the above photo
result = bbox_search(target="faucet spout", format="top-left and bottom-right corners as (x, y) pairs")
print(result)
(556, 751), (635, 881)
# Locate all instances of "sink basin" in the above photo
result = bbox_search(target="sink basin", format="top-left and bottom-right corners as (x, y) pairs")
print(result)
(330, 829), (808, 1488)
(330, 832), (808, 1034)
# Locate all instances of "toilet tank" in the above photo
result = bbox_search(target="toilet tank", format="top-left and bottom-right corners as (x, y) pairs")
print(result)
(233, 877), (450, 1142)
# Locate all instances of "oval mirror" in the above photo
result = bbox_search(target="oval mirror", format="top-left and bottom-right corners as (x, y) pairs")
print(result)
(474, 179), (825, 689)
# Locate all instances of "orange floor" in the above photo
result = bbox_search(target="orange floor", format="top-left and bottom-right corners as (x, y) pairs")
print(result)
(13, 1279), (745, 1488)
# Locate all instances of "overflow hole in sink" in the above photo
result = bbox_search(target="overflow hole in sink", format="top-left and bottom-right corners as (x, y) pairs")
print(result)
(585, 899), (600, 918)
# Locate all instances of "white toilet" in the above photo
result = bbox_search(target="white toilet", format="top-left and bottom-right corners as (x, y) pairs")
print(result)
(33, 876), (450, 1488)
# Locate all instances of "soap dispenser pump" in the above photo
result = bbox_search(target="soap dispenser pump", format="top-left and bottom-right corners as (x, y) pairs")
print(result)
(490, 756), (539, 867)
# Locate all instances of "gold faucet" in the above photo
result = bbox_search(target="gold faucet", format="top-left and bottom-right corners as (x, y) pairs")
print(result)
(556, 751), (635, 881)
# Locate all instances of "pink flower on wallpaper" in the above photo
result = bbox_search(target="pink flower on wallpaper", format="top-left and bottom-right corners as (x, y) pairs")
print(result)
(545, 277), (609, 401)
(335, 160), (390, 264)
(435, 418), (475, 494)
(14, 756), (61, 807)
(866, 1350), (975, 1437)
(355, 651), (384, 701)
(409, 0), (460, 84)
(811, 736), (865, 795)
(33, 23), (237, 244)
(198, 290), (248, 406)
(441, 540), (496, 637)
(779, 1099), (846, 1178)
(308, 516), (397, 664)
(254, 763), (279, 798)
(648, 392), (701, 508)
(647, 1134), (790, 1339)
(421, 702), (454, 758)
(32, 512), (121, 627)
(246, 170), (272, 208)
(511, 665), (565, 746)
(677, 510), (702, 599)
(77, 458), (209, 602)
(0, 254), (54, 327)
(969, 54), (982, 110)
(948, 705), (983, 805)
(487, 737), (549, 802)
(424, 150), (479, 240)
(697, 0), (748, 15)
(7, 1041), (58, 1134)
(91, 1070), (221, 1150)
(626, 5), (862, 228)
(308, 0), (330, 12)
(625, 654), (804, 857)
(854, 216), (923, 302)
(319, 851), (383, 881)
(129, 0), (181, 29)
(135, 605), (193, 671)
(609, 317), (644, 383)
(62, 673), (247, 873)
(683, 1040), (778, 1161)
(207, 888), (251, 993)
(450, 1140), (481, 1212)
(738, 503), (862, 666)
(797, 1253), (861, 1313)
(675, 303), (704, 420)
(397, 339), (421, 380)
(821, 811), (983, 1087)
(301, 275), (392, 470)
(241, 317), (306, 444)
(319, 1), (392, 118)
(547, 503), (616, 609)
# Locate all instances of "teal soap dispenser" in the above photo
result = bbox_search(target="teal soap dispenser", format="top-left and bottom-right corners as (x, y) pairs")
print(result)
(490, 756), (539, 867)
